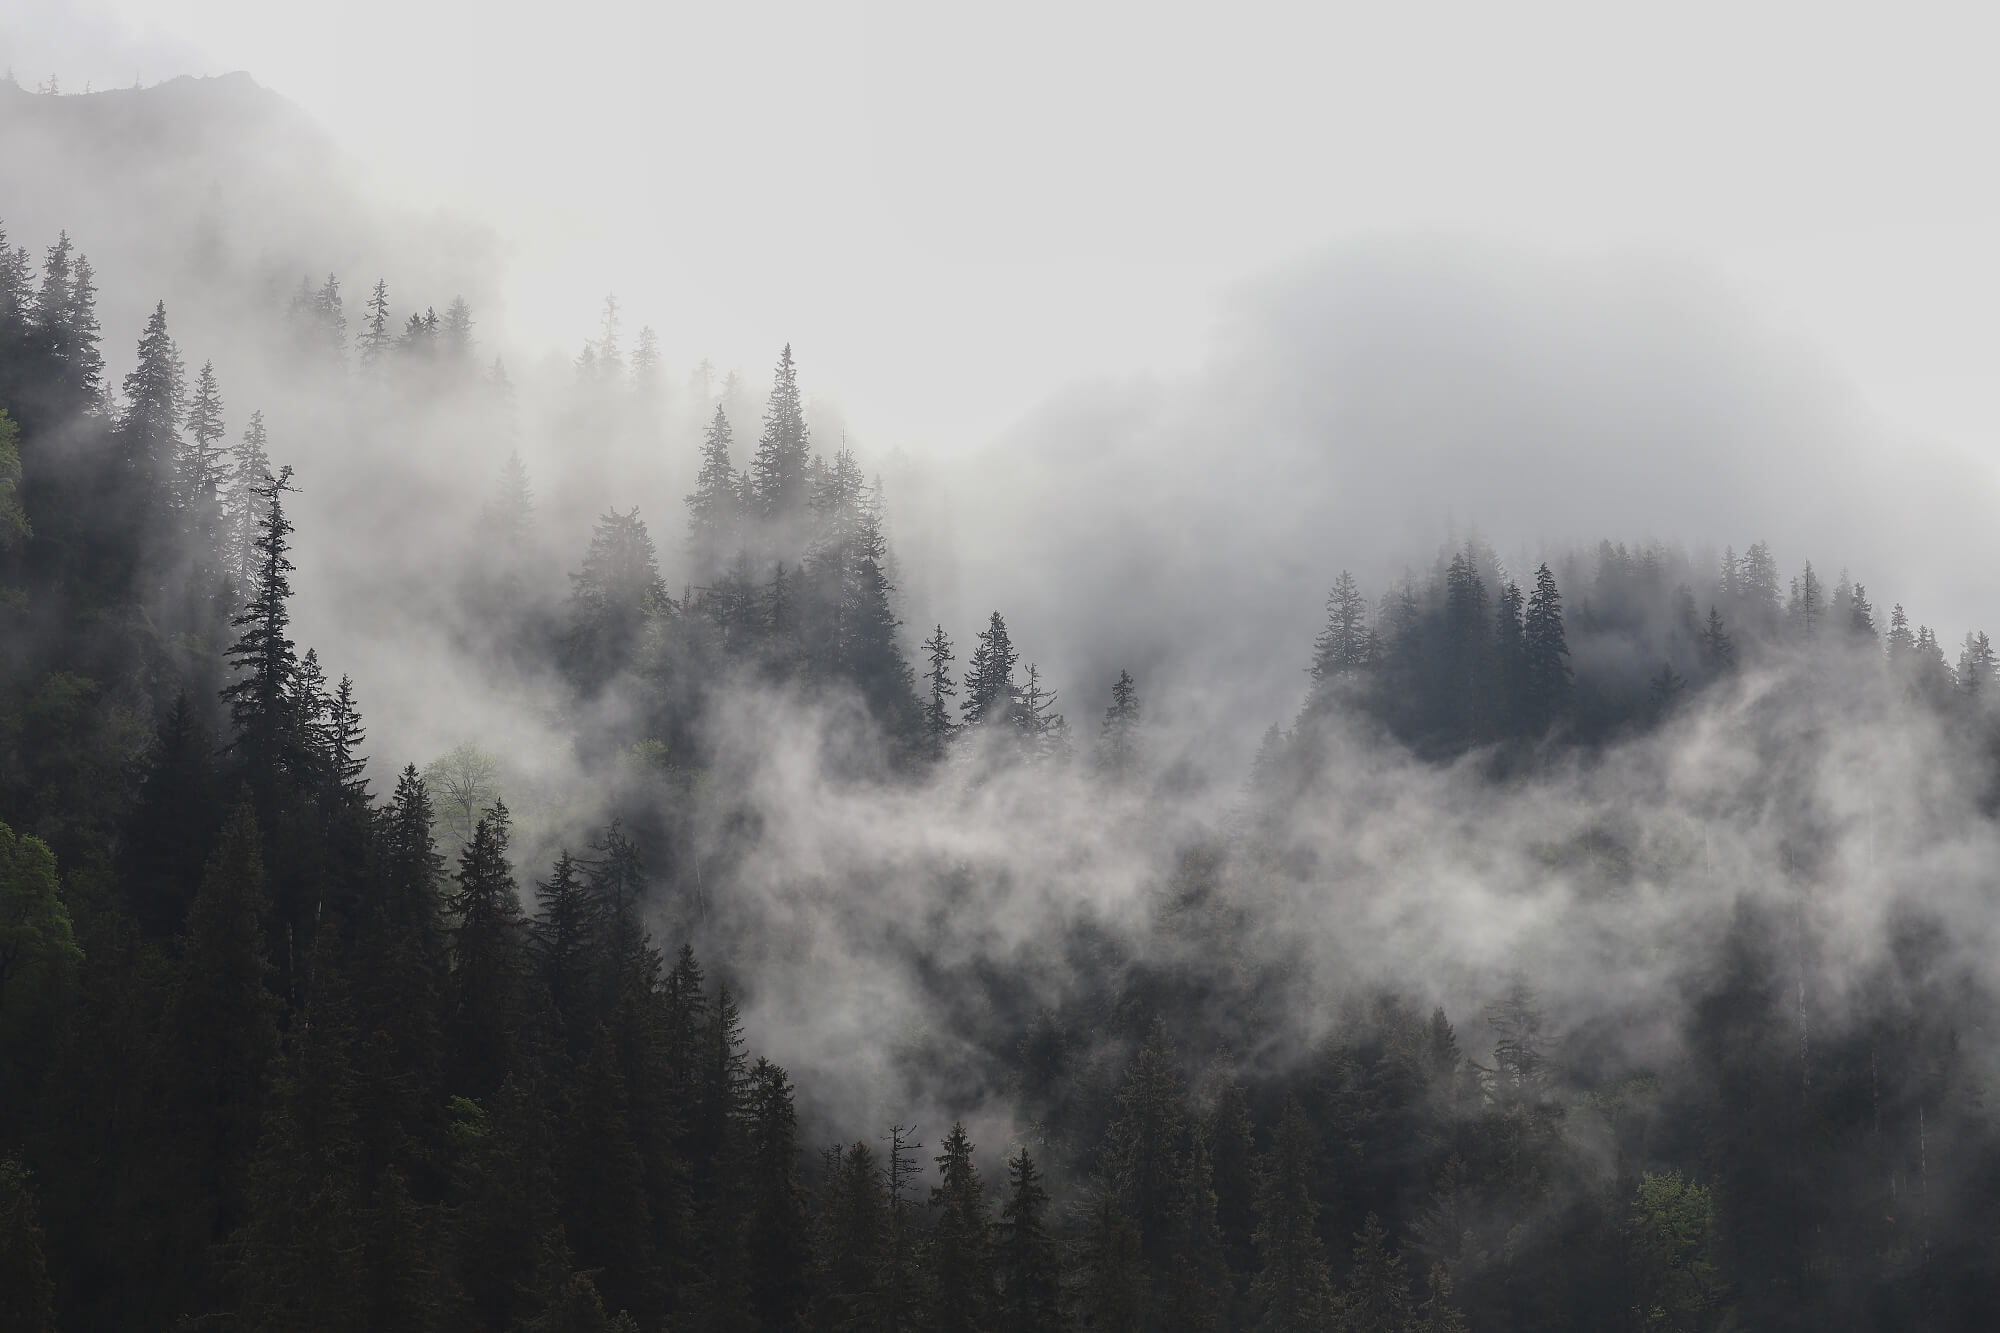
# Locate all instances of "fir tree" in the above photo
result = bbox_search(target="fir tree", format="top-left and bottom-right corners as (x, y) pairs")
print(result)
(220, 466), (302, 806)
(1333, 1214), (1415, 1333)
(995, 1148), (1062, 1333)
(928, 1122), (997, 1333)
(163, 806), (282, 1272)
(686, 406), (740, 581)
(1308, 571), (1376, 712)
(1700, 606), (1736, 675)
(752, 344), (810, 521)
(1100, 668), (1142, 779)
(117, 300), (185, 497)
(445, 803), (527, 1100)
(358, 279), (393, 366)
(963, 612), (1020, 727)
(746, 1059), (812, 1333)
(1250, 1097), (1335, 1333)
(1520, 563), (1571, 731)
(921, 625), (959, 759)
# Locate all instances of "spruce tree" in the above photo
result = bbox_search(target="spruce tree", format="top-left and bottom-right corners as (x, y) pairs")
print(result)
(445, 803), (527, 1100)
(1886, 604), (1916, 665)
(358, 279), (392, 366)
(995, 1147), (1062, 1333)
(1701, 606), (1736, 675)
(220, 466), (302, 806)
(752, 344), (811, 521)
(1308, 571), (1376, 712)
(1099, 668), (1141, 779)
(928, 1122), (997, 1333)
(1250, 1097), (1335, 1333)
(224, 410), (273, 593)
(1520, 563), (1571, 732)
(745, 1059), (812, 1333)
(1848, 581), (1877, 641)
(1105, 1025), (1188, 1270)
(921, 625), (959, 759)
(962, 612), (1020, 727)
(163, 806), (281, 1278)
(567, 508), (669, 692)
(1333, 1214), (1415, 1333)
(686, 406), (740, 581)
(531, 851), (602, 1056)
(117, 301), (185, 500)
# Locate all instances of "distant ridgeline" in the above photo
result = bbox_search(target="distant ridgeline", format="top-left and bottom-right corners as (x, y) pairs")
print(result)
(5, 220), (2000, 1332)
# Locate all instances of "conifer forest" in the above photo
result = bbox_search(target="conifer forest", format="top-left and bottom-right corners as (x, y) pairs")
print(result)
(6, 62), (2000, 1333)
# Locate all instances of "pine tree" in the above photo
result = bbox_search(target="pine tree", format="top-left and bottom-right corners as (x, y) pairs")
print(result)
(745, 1059), (812, 1333)
(1700, 606), (1736, 675)
(441, 297), (475, 365)
(816, 1141), (889, 1332)
(995, 1148), (1062, 1333)
(117, 300), (185, 499)
(567, 508), (669, 692)
(313, 273), (347, 362)
(963, 612), (1020, 727)
(921, 625), (959, 759)
(1886, 604), (1916, 665)
(220, 466), (302, 806)
(1958, 631), (1995, 703)
(1250, 1097), (1335, 1333)
(1307, 571), (1376, 712)
(163, 806), (281, 1274)
(1016, 663), (1069, 761)
(633, 326), (662, 398)
(1163, 1132), (1230, 1333)
(180, 358), (229, 572)
(752, 344), (810, 521)
(65, 253), (104, 407)
(1787, 560), (1824, 641)
(1520, 563), (1571, 731)
(1100, 669), (1142, 779)
(445, 803), (527, 1100)
(1848, 580), (1878, 642)
(1334, 1214), (1415, 1333)
(686, 406), (740, 581)
(358, 279), (393, 366)
(1080, 1191), (1148, 1333)
(928, 1122), (997, 1333)
(531, 851), (602, 1056)
(225, 410), (273, 593)
(1106, 1025), (1188, 1269)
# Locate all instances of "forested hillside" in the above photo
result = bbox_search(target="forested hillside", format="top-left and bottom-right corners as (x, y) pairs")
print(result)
(5, 211), (2000, 1333)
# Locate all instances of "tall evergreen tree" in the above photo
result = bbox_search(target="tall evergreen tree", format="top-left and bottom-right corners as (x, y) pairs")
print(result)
(1100, 669), (1142, 779)
(1250, 1097), (1335, 1333)
(162, 806), (282, 1290)
(686, 406), (740, 582)
(928, 1122), (997, 1333)
(921, 625), (959, 759)
(963, 612), (1020, 727)
(995, 1148), (1062, 1333)
(1333, 1214), (1415, 1333)
(445, 803), (527, 1100)
(1520, 563), (1571, 731)
(752, 345), (810, 521)
(358, 279), (392, 366)
(746, 1059), (812, 1333)
(220, 466), (303, 807)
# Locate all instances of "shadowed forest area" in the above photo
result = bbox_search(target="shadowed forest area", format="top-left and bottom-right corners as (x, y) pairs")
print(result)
(7, 215), (2000, 1333)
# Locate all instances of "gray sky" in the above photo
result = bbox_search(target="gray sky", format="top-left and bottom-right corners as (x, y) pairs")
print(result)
(8, 0), (2000, 464)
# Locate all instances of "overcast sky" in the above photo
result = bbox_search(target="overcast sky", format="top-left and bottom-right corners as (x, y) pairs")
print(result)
(5, 0), (1999, 462)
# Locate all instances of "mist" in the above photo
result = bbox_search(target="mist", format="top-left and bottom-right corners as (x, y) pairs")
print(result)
(6, 17), (2000, 1333)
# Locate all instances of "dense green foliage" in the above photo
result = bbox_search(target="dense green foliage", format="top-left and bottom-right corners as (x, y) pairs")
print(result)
(5, 220), (2000, 1333)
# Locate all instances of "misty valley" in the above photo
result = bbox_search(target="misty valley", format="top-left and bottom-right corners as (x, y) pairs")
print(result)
(7, 93), (2000, 1333)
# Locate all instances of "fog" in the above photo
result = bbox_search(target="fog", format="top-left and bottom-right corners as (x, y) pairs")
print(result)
(8, 3), (2000, 1258)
